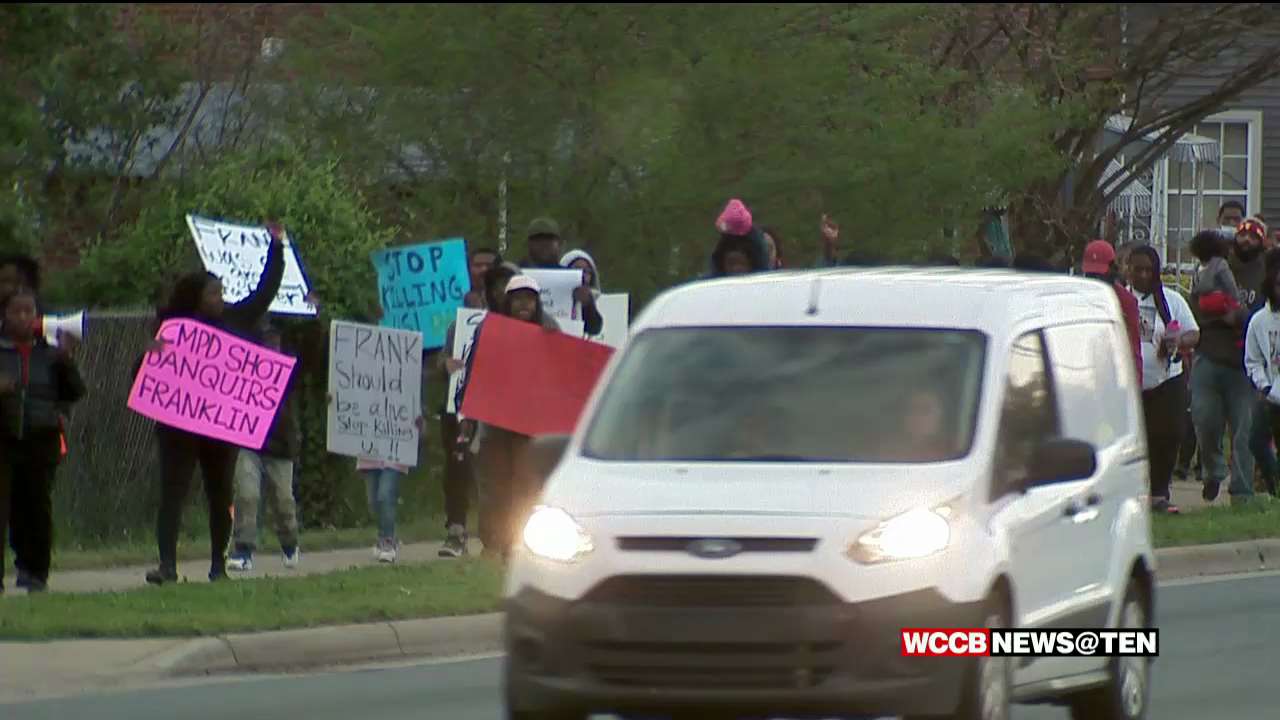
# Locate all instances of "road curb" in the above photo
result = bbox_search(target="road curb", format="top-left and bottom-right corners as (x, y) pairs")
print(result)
(1155, 539), (1280, 580)
(160, 613), (504, 677)
(14, 541), (1280, 686)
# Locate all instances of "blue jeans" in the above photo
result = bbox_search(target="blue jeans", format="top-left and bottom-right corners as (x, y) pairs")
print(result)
(362, 469), (402, 540)
(1250, 398), (1278, 489)
(1190, 359), (1256, 498)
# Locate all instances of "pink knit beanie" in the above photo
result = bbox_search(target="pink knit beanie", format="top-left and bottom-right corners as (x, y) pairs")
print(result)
(715, 199), (753, 236)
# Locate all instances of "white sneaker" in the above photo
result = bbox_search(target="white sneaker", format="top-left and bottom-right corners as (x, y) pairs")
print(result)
(376, 538), (398, 564)
(226, 554), (253, 572)
(282, 547), (301, 569)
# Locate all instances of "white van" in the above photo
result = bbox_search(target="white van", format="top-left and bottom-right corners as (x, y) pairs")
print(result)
(504, 267), (1156, 720)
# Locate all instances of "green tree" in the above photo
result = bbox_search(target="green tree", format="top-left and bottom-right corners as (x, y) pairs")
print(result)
(279, 3), (1068, 289)
(0, 3), (188, 255)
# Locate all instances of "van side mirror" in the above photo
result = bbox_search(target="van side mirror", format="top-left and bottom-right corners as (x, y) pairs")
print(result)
(527, 434), (572, 482)
(1024, 438), (1097, 489)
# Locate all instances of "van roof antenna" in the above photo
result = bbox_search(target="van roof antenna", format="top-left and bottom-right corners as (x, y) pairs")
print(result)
(806, 277), (821, 316)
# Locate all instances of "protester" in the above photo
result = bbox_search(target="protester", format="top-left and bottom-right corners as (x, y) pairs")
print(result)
(0, 253), (45, 591)
(1082, 240), (1144, 386)
(520, 218), (565, 269)
(819, 214), (840, 267)
(464, 247), (501, 309)
(1245, 255), (1280, 497)
(761, 227), (785, 269)
(227, 322), (301, 572)
(707, 199), (770, 275)
(358, 456), (410, 563)
(0, 285), (85, 594)
(1189, 213), (1269, 504)
(1218, 200), (1246, 238)
(1127, 246), (1200, 513)
(709, 234), (767, 277)
(559, 249), (604, 336)
(455, 275), (560, 559)
(1242, 220), (1279, 493)
(142, 227), (285, 585)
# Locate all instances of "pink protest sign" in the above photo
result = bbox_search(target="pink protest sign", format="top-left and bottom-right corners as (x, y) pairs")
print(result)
(128, 318), (298, 450)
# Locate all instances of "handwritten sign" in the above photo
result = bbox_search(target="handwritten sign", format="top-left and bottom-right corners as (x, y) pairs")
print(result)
(327, 321), (423, 466)
(523, 269), (584, 323)
(186, 214), (316, 316)
(128, 319), (297, 449)
(591, 293), (630, 349)
(372, 239), (471, 350)
(446, 308), (488, 414)
(460, 313), (613, 436)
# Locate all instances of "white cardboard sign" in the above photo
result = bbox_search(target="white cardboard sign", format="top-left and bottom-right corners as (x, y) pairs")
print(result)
(327, 321), (423, 466)
(186, 214), (317, 316)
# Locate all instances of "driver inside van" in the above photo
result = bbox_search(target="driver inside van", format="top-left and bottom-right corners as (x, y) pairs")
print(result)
(886, 388), (954, 462)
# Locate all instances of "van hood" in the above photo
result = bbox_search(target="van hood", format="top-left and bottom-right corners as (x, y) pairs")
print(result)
(545, 459), (974, 521)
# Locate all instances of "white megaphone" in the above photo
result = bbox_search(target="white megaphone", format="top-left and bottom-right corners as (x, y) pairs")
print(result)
(35, 311), (86, 347)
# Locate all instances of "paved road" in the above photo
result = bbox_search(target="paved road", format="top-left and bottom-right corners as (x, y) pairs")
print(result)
(7, 571), (1278, 720)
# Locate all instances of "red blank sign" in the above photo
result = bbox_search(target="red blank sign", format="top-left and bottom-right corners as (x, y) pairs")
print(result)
(460, 313), (615, 437)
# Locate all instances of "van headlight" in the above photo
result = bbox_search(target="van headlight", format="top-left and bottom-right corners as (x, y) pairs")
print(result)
(848, 506), (952, 565)
(523, 506), (594, 563)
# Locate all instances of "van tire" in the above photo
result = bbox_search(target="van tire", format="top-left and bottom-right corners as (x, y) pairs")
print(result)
(1067, 579), (1151, 720)
(906, 593), (1012, 720)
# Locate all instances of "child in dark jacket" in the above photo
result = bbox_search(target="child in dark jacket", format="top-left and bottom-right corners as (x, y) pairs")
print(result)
(227, 322), (302, 572)
(0, 286), (86, 594)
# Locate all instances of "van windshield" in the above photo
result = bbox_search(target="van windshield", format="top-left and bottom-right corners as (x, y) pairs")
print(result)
(581, 326), (987, 464)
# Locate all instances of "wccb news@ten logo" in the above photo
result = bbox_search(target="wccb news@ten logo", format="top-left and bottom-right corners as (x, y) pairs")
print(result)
(900, 629), (1159, 658)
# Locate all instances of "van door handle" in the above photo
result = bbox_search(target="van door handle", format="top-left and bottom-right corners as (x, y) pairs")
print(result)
(1064, 495), (1102, 523)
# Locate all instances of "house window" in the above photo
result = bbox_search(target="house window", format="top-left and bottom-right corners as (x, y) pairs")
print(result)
(1166, 110), (1263, 247)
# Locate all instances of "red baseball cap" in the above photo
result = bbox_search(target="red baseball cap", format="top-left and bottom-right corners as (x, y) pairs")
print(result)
(1082, 240), (1116, 275)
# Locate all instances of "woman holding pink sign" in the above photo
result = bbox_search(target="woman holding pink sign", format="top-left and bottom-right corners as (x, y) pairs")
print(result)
(141, 225), (285, 586)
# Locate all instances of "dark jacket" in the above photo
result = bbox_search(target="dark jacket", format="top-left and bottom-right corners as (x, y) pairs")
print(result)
(0, 337), (86, 445)
(261, 372), (300, 460)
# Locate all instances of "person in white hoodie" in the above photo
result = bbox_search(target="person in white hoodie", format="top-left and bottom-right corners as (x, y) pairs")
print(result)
(1127, 246), (1200, 514)
(1244, 253), (1280, 497)
(559, 249), (604, 337)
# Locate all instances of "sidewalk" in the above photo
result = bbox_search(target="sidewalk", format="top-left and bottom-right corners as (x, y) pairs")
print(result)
(15, 538), (484, 596)
(10, 482), (1227, 596)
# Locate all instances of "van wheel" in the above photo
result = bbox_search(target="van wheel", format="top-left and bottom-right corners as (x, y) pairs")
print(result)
(1067, 579), (1151, 720)
(907, 595), (1011, 720)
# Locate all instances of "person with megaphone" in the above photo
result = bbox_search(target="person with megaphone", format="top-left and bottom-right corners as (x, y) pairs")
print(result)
(0, 285), (86, 594)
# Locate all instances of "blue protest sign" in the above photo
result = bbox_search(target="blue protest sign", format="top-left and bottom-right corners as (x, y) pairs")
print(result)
(371, 239), (471, 349)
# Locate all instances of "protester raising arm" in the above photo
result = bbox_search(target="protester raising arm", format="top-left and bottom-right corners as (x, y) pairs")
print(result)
(223, 224), (286, 330)
(561, 250), (604, 336)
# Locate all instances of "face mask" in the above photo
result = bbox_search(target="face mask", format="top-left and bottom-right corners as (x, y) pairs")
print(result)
(1222, 225), (1240, 236)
